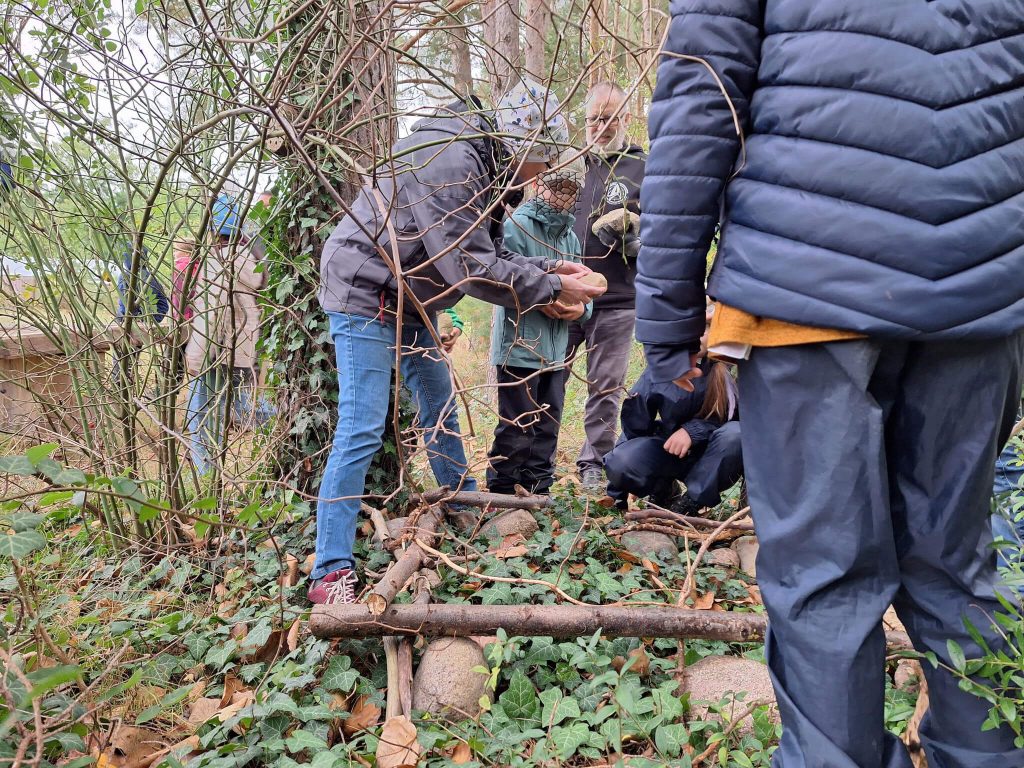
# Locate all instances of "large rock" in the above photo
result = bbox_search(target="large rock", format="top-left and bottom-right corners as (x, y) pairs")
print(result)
(412, 638), (493, 718)
(731, 536), (759, 578)
(706, 547), (740, 571)
(685, 655), (778, 732)
(621, 531), (678, 561)
(481, 509), (539, 540)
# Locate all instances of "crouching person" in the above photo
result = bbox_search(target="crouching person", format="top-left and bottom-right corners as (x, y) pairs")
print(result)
(487, 154), (590, 495)
(605, 324), (741, 514)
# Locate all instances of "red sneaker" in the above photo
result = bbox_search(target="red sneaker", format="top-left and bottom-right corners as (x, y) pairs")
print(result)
(307, 568), (358, 605)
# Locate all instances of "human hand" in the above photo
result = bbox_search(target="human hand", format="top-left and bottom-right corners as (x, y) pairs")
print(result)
(440, 327), (461, 353)
(663, 427), (692, 458)
(553, 260), (592, 278)
(542, 302), (585, 320)
(557, 274), (605, 305)
(673, 352), (703, 392)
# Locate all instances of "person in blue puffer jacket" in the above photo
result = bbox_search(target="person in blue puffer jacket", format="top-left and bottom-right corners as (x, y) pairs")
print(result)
(636, 2), (1024, 766)
(487, 153), (591, 495)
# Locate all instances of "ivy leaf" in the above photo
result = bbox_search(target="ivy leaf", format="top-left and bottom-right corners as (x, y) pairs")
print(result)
(286, 728), (329, 754)
(322, 655), (359, 693)
(0, 530), (46, 559)
(0, 455), (35, 475)
(654, 723), (688, 758)
(498, 669), (539, 720)
(549, 721), (589, 759)
(9, 512), (43, 532)
(540, 687), (580, 727)
(204, 640), (237, 670)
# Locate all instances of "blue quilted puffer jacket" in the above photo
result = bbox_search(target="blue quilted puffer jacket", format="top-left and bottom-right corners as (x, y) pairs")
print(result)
(638, 0), (1024, 381)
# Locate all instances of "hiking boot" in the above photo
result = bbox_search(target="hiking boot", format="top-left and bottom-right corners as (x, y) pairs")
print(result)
(307, 568), (358, 605)
(670, 493), (704, 517)
(581, 468), (605, 494)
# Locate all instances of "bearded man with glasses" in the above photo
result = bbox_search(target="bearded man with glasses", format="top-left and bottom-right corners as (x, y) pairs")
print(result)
(560, 81), (647, 494)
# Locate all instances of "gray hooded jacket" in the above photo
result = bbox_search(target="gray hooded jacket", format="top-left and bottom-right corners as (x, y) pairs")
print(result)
(319, 100), (563, 322)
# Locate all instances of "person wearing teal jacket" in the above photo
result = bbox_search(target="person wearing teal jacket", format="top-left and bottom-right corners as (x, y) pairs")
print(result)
(487, 153), (591, 495)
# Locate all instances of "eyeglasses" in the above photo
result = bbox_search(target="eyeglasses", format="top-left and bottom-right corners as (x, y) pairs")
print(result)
(585, 114), (626, 126)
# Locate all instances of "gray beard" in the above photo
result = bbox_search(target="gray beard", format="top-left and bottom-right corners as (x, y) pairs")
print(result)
(596, 138), (627, 156)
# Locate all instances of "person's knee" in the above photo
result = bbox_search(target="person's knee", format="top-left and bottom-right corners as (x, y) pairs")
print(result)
(714, 421), (742, 455)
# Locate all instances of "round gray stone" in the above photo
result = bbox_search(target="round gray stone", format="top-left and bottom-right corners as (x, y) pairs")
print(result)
(621, 531), (678, 561)
(481, 508), (540, 540)
(412, 638), (493, 718)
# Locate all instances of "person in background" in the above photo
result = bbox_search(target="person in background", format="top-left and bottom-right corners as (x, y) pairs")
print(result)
(487, 152), (590, 496)
(638, 2), (1024, 765)
(112, 242), (170, 385)
(310, 78), (604, 605)
(184, 195), (273, 475)
(604, 306), (741, 514)
(559, 81), (646, 493)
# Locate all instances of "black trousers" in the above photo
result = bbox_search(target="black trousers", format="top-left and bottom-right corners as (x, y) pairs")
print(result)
(487, 365), (566, 495)
(741, 335), (1024, 768)
(604, 421), (743, 507)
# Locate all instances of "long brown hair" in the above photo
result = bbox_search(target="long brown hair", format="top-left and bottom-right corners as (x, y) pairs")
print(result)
(697, 361), (734, 423)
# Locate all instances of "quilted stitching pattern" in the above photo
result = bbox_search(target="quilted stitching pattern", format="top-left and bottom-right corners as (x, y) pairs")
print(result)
(637, 0), (1024, 381)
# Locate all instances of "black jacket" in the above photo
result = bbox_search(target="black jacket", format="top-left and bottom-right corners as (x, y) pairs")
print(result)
(621, 361), (734, 452)
(572, 146), (646, 310)
(638, 0), (1024, 382)
(319, 100), (561, 322)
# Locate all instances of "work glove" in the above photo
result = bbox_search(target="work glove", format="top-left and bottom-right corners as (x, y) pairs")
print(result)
(593, 209), (641, 260)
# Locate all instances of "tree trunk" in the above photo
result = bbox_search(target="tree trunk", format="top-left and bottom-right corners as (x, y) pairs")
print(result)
(268, 0), (397, 495)
(481, 0), (521, 96)
(451, 8), (473, 94)
(523, 0), (551, 81)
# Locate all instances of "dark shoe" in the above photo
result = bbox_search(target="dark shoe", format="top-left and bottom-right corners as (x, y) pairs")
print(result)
(581, 468), (605, 494)
(670, 493), (704, 517)
(308, 568), (358, 605)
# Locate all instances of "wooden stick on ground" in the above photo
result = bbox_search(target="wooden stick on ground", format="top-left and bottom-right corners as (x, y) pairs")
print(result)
(627, 506), (755, 532)
(310, 603), (915, 650)
(367, 506), (407, 719)
(367, 507), (443, 616)
(420, 488), (552, 510)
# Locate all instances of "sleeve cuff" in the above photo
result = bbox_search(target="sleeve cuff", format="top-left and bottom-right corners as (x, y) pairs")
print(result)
(643, 344), (697, 383)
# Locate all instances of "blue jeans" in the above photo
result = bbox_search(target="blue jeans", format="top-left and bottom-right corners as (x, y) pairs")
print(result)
(312, 312), (477, 579)
(992, 436), (1023, 573)
(186, 367), (274, 474)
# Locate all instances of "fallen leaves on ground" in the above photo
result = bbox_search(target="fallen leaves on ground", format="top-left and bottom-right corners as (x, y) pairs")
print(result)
(376, 716), (422, 768)
(342, 694), (381, 737)
(451, 742), (472, 764)
(96, 725), (168, 768)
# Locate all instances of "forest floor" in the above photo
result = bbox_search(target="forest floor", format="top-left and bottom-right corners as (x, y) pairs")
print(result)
(0, 297), (931, 768)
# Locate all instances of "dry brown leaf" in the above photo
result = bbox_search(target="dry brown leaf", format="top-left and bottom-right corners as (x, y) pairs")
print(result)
(469, 635), (498, 651)
(692, 591), (716, 610)
(568, 563), (586, 576)
(258, 536), (282, 551)
(100, 725), (168, 768)
(596, 495), (616, 508)
(626, 647), (651, 677)
(640, 557), (661, 576)
(617, 562), (634, 574)
(229, 622), (248, 641)
(299, 553), (316, 575)
(244, 628), (284, 664)
(187, 698), (221, 729)
(494, 544), (529, 559)
(376, 716), (422, 768)
(219, 673), (243, 708)
(745, 584), (763, 605)
(615, 548), (641, 565)
(279, 554), (300, 588)
(451, 742), (472, 764)
(217, 600), (238, 620)
(186, 681), (207, 704)
(343, 695), (382, 737)
(286, 618), (302, 651)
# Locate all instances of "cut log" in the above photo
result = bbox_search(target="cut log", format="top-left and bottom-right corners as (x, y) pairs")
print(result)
(311, 603), (915, 650)
(366, 508), (442, 616)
